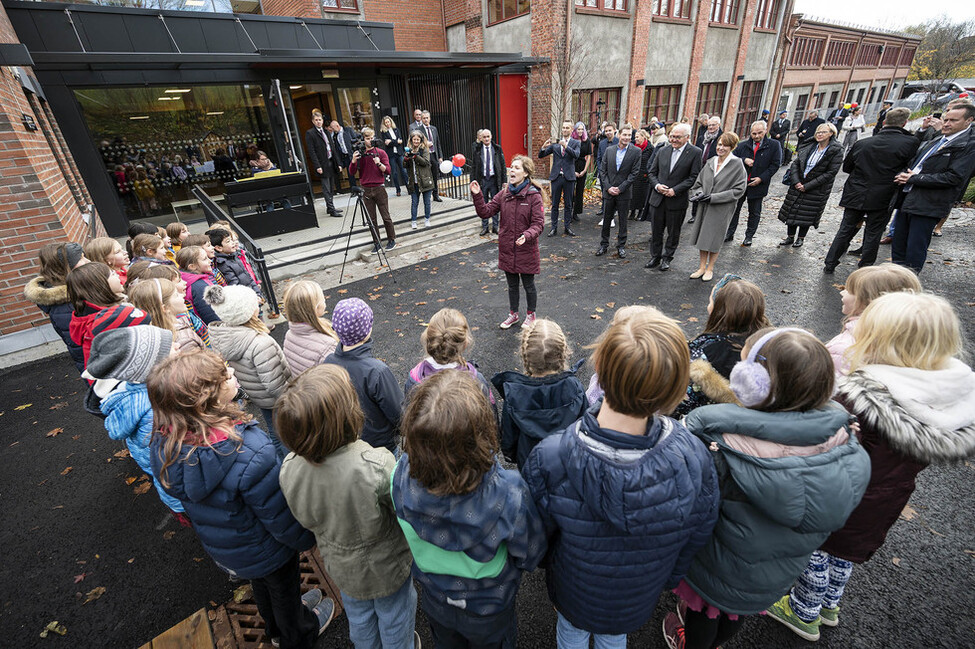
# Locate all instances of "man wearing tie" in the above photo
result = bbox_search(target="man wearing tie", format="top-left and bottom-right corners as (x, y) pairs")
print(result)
(409, 108), (424, 135)
(646, 123), (703, 271)
(329, 120), (358, 189)
(891, 103), (975, 273)
(304, 109), (343, 217)
(471, 129), (506, 235)
(421, 111), (443, 202)
(540, 120), (582, 237)
(594, 126), (641, 259)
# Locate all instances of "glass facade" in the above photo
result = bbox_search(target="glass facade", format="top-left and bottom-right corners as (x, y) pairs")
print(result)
(24, 0), (262, 14)
(75, 84), (272, 224)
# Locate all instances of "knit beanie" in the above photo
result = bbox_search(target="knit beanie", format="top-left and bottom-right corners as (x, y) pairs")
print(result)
(86, 325), (174, 383)
(90, 304), (151, 339)
(204, 284), (259, 326)
(331, 297), (373, 347)
(64, 242), (85, 269)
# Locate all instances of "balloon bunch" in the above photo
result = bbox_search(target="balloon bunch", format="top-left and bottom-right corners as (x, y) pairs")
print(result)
(439, 154), (467, 177)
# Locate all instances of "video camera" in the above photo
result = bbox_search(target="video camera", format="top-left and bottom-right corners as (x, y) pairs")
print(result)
(353, 138), (384, 157)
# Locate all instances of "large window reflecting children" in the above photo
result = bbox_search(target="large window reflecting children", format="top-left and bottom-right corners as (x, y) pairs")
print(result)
(76, 84), (272, 223)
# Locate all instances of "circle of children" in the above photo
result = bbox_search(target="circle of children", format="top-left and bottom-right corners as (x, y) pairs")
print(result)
(22, 214), (975, 649)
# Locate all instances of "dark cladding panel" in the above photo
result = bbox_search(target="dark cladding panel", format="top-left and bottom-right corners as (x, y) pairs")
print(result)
(198, 17), (252, 54)
(22, 7), (86, 53)
(75, 13), (133, 53)
(118, 14), (178, 54)
(164, 15), (210, 53)
(319, 24), (353, 50)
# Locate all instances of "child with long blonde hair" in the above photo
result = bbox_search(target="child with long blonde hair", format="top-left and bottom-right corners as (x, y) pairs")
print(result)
(770, 292), (975, 641)
(826, 263), (921, 374)
(491, 318), (587, 468)
(147, 350), (335, 648)
(282, 280), (339, 376)
(141, 264), (210, 348)
(129, 277), (205, 354)
(84, 237), (130, 286)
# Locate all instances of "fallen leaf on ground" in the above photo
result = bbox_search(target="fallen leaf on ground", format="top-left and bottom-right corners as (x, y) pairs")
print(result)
(74, 573), (86, 584)
(590, 314), (602, 320)
(193, 557), (204, 562)
(60, 467), (73, 476)
(679, 303), (693, 310)
(15, 403), (32, 410)
(891, 557), (901, 567)
(964, 549), (975, 556)
(124, 477), (138, 485)
(46, 428), (64, 438)
(233, 584), (253, 603)
(39, 621), (67, 638)
(163, 531), (175, 540)
(113, 449), (130, 459)
(127, 558), (135, 564)
(687, 317), (699, 322)
(595, 307), (604, 313)
(133, 482), (151, 495)
(900, 505), (917, 521)
(49, 402), (69, 411)
(82, 586), (106, 605)
(606, 302), (615, 308)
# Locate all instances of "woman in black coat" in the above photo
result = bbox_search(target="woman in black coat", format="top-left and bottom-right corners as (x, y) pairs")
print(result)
(777, 123), (843, 247)
(627, 129), (653, 220)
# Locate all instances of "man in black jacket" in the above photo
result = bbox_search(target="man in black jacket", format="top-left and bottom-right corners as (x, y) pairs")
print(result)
(873, 100), (893, 136)
(769, 110), (791, 145)
(795, 110), (825, 147)
(304, 110), (343, 217)
(725, 121), (782, 246)
(823, 108), (919, 273)
(891, 103), (975, 273)
(646, 123), (703, 270)
(420, 111), (444, 201)
(471, 129), (506, 235)
(329, 120), (358, 190)
(595, 126), (641, 259)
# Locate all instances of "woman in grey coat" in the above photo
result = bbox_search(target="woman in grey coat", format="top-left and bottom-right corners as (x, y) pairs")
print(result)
(687, 132), (748, 281)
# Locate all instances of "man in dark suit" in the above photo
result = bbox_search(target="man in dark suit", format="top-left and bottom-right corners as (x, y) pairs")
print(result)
(540, 120), (582, 237)
(891, 103), (975, 273)
(725, 120), (782, 246)
(328, 120), (358, 189)
(873, 100), (893, 136)
(769, 110), (791, 145)
(420, 111), (443, 201)
(472, 128), (506, 235)
(594, 126), (640, 258)
(690, 116), (722, 223)
(646, 123), (703, 271)
(823, 107), (919, 273)
(409, 108), (424, 136)
(304, 110), (343, 217)
(795, 110), (825, 147)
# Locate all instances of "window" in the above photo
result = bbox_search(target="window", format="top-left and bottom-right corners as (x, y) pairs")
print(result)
(846, 89), (855, 103)
(788, 37), (824, 67)
(709, 0), (740, 25)
(322, 0), (358, 10)
(643, 85), (682, 124)
(753, 0), (778, 30)
(696, 82), (727, 120)
(899, 46), (917, 67)
(813, 91), (826, 108)
(881, 44), (900, 67)
(575, 0), (627, 11)
(28, 0), (263, 12)
(828, 90), (840, 108)
(652, 0), (690, 19)
(856, 87), (865, 104)
(733, 80), (764, 134)
(792, 93), (808, 128)
(824, 40), (856, 67)
(572, 88), (622, 133)
(489, 0), (530, 24)
(867, 86), (877, 105)
(877, 84), (888, 102)
(856, 43), (883, 67)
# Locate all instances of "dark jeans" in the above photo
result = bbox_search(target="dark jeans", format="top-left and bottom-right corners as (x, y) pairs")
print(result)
(422, 589), (517, 649)
(824, 207), (891, 269)
(482, 180), (499, 230)
(650, 206), (685, 260)
(410, 189), (432, 222)
(726, 195), (764, 240)
(505, 271), (537, 313)
(260, 408), (286, 460)
(891, 210), (939, 273)
(599, 194), (629, 249)
(684, 608), (745, 649)
(251, 553), (320, 649)
(318, 174), (337, 214)
(572, 172), (586, 217)
(387, 153), (408, 193)
(550, 176), (575, 228)
(362, 185), (396, 243)
(787, 224), (810, 238)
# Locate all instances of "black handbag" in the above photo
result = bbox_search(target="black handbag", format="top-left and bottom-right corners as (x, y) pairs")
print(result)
(781, 168), (793, 186)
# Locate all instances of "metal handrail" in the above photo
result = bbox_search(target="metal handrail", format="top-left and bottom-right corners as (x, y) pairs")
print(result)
(190, 185), (280, 316)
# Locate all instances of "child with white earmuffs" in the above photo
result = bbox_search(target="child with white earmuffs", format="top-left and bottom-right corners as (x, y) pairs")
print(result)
(662, 327), (871, 649)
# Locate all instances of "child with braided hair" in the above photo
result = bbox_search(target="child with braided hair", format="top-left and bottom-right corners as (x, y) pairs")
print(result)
(491, 318), (587, 469)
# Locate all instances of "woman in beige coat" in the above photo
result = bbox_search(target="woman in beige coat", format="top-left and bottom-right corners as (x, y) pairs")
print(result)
(687, 132), (748, 281)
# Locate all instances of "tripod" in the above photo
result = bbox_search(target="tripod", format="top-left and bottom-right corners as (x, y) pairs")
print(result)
(339, 186), (396, 283)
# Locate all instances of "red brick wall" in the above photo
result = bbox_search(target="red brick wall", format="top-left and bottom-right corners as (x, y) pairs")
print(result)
(363, 0), (446, 51)
(0, 5), (104, 338)
(625, 1), (655, 124)
(529, 0), (570, 168)
(464, 0), (483, 51)
(444, 0), (465, 27)
(261, 0), (322, 18)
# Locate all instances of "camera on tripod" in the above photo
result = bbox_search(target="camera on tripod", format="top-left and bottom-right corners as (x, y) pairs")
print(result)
(353, 138), (383, 157)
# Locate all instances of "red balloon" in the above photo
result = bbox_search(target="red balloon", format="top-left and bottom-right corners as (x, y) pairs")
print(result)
(452, 154), (466, 167)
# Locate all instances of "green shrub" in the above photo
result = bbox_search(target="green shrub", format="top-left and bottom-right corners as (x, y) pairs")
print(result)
(964, 179), (975, 203)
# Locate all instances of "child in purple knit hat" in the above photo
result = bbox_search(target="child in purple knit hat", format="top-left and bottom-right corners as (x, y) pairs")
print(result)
(324, 298), (404, 452)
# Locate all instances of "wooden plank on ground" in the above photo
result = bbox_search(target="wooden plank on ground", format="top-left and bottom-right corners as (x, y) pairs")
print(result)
(209, 606), (237, 649)
(144, 608), (213, 649)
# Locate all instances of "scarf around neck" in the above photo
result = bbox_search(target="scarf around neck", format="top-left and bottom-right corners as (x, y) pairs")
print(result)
(508, 178), (530, 194)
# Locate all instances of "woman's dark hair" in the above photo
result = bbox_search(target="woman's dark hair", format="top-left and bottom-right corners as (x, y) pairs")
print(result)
(126, 222), (158, 257)
(704, 279), (772, 336)
(402, 370), (497, 496)
(37, 243), (71, 286)
(67, 262), (121, 314)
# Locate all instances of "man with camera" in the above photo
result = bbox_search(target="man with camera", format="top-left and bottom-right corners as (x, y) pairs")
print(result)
(350, 127), (397, 251)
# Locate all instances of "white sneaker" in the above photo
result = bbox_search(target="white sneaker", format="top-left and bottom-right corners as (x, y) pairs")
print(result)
(612, 219), (616, 227)
(411, 221), (418, 229)
(598, 219), (604, 226)
(424, 218), (430, 228)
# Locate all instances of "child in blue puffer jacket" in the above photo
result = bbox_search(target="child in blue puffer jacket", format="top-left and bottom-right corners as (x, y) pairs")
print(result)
(392, 370), (546, 648)
(523, 306), (720, 649)
(85, 325), (185, 520)
(148, 350), (335, 649)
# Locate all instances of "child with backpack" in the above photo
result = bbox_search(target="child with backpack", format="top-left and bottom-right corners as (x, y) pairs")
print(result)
(323, 298), (403, 453)
(769, 292), (975, 641)
(148, 350), (335, 649)
(666, 328), (871, 649)
(67, 262), (149, 367)
(278, 365), (419, 649)
(491, 318), (587, 469)
(176, 246), (220, 324)
(281, 280), (339, 376)
(392, 370), (546, 648)
(522, 306), (719, 649)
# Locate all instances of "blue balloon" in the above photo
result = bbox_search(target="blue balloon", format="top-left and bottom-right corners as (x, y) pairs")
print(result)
(451, 166), (462, 176)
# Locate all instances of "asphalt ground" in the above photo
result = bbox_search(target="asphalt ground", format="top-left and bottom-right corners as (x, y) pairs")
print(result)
(2, 167), (974, 648)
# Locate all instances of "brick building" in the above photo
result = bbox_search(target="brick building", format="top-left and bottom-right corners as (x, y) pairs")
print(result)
(769, 15), (922, 132)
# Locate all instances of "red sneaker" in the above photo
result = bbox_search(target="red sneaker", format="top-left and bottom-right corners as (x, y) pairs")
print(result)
(499, 312), (520, 329)
(521, 312), (537, 329)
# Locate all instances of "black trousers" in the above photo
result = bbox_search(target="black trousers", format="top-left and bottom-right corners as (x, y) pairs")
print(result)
(318, 174), (337, 214)
(422, 589), (517, 649)
(787, 224), (811, 238)
(726, 195), (764, 240)
(650, 206), (685, 260)
(250, 553), (320, 649)
(550, 176), (575, 228)
(824, 207), (891, 269)
(599, 194), (629, 249)
(573, 172), (587, 217)
(481, 180), (499, 230)
(891, 210), (939, 273)
(684, 608), (745, 649)
(430, 152), (441, 199)
(505, 271), (537, 313)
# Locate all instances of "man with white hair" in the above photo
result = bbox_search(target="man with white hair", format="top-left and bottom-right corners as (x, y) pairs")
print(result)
(646, 123), (703, 271)
(725, 120), (782, 246)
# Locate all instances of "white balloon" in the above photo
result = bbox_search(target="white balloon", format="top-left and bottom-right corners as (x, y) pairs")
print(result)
(439, 160), (453, 174)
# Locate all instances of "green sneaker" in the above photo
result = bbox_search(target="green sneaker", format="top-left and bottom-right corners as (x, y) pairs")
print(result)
(819, 605), (839, 627)
(767, 594), (821, 641)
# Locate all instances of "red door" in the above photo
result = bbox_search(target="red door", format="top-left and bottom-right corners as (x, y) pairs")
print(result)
(498, 74), (528, 158)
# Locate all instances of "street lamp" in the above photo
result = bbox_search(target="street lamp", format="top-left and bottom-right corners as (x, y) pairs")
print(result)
(595, 98), (606, 132)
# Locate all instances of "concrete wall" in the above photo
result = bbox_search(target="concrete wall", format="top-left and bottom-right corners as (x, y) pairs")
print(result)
(483, 13), (531, 55)
(744, 31), (778, 79)
(699, 27), (738, 84)
(447, 24), (466, 52)
(571, 14), (632, 93)
(644, 22), (695, 86)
